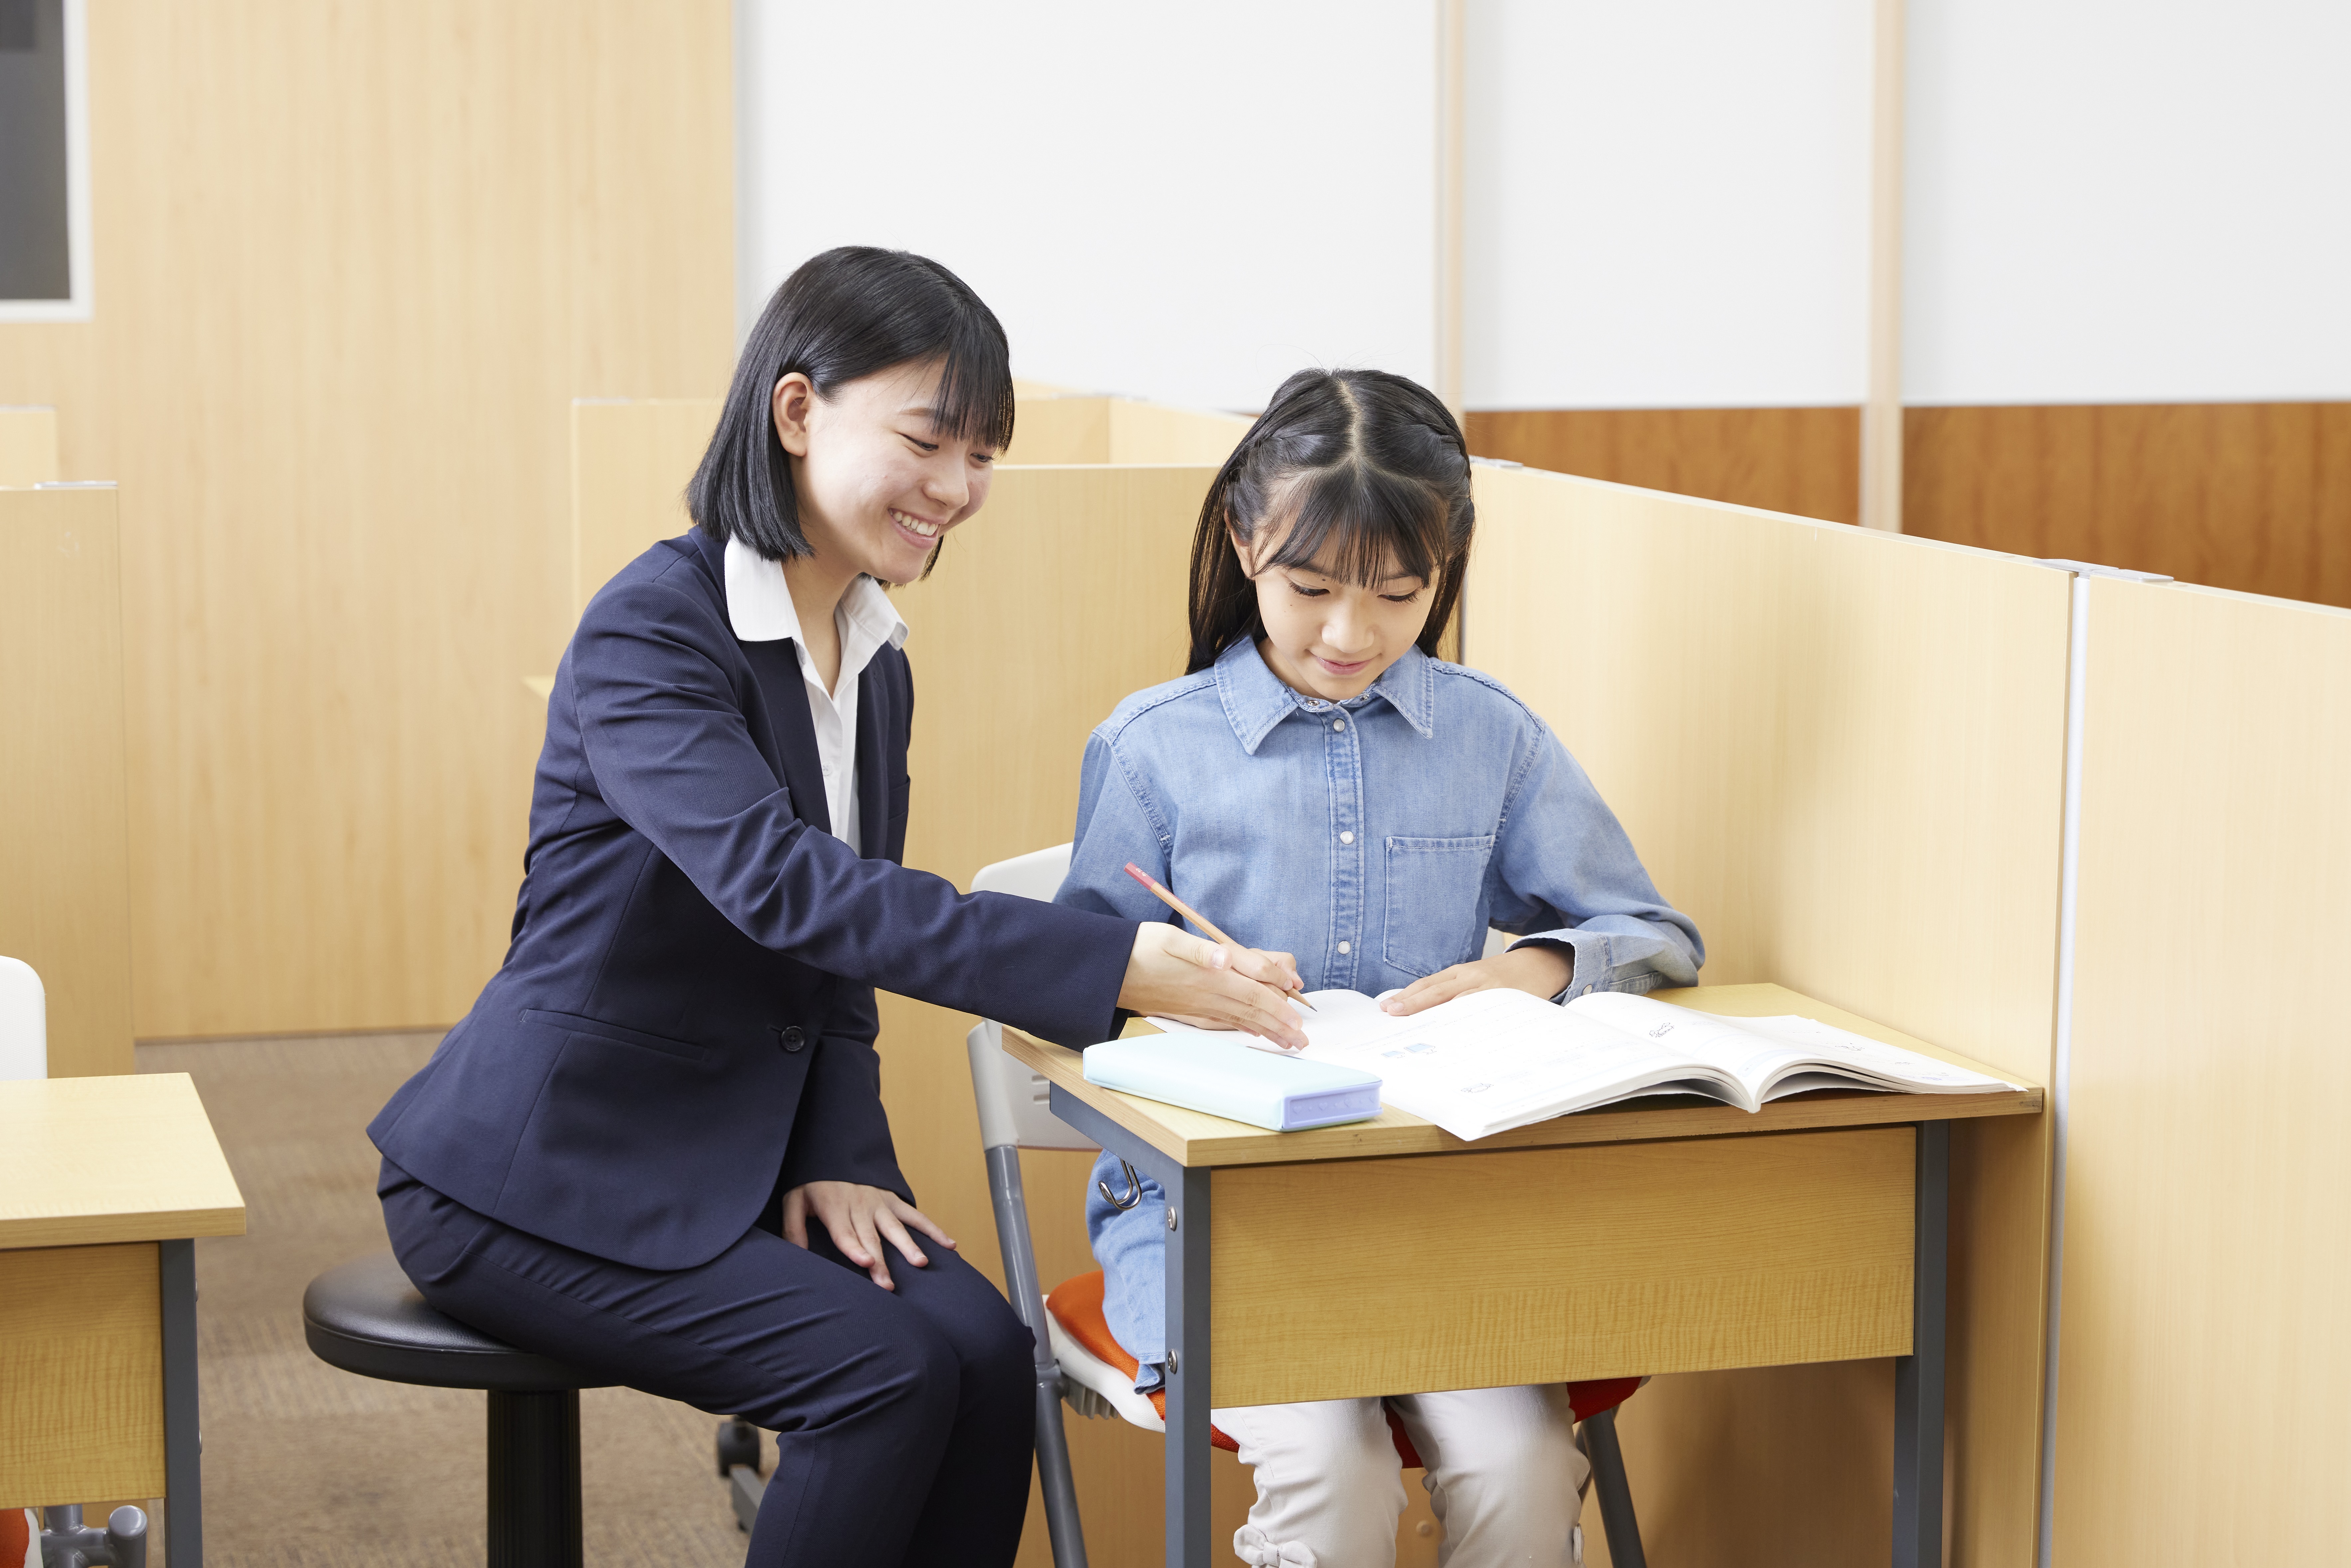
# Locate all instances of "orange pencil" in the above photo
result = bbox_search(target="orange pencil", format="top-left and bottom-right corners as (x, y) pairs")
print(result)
(1123, 862), (1317, 1013)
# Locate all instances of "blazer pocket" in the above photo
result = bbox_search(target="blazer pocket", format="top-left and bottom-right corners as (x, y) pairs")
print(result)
(1381, 834), (1498, 978)
(520, 1008), (715, 1066)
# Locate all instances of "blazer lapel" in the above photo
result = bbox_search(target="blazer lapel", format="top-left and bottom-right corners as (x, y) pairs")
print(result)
(853, 660), (890, 858)
(741, 640), (829, 835)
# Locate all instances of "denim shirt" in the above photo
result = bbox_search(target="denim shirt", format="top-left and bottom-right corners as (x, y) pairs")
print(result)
(1056, 638), (1704, 1389)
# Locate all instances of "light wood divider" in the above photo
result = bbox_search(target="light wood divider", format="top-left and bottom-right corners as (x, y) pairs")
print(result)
(0, 0), (735, 1038)
(0, 407), (59, 485)
(2051, 580), (2351, 1565)
(571, 398), (721, 619)
(1000, 393), (1251, 467)
(0, 486), (133, 1078)
(1465, 466), (2069, 1568)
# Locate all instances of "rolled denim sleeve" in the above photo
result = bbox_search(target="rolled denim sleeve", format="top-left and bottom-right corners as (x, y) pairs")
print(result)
(1487, 722), (1704, 999)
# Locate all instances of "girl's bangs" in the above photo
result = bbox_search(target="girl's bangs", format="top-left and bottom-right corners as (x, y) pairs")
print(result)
(925, 320), (1017, 455)
(1260, 464), (1448, 588)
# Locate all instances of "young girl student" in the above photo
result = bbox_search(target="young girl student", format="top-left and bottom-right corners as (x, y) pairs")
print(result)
(1052, 369), (1705, 1567)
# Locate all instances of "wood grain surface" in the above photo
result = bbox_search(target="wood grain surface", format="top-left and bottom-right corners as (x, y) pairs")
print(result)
(0, 1243), (164, 1509)
(0, 1073), (246, 1248)
(571, 397), (721, 618)
(1467, 407), (1862, 525)
(1465, 466), (2067, 1567)
(1000, 394), (1251, 467)
(0, 406), (59, 483)
(0, 486), (134, 1077)
(2051, 579), (2351, 1565)
(0, 1), (736, 1038)
(1905, 401), (2351, 609)
(1212, 1127), (1914, 1407)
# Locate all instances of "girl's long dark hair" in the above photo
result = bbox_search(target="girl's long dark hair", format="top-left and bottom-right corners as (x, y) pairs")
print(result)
(1186, 369), (1474, 674)
(690, 246), (1014, 563)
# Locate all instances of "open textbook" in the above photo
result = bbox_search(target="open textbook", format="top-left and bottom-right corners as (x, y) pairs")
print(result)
(1149, 988), (2018, 1142)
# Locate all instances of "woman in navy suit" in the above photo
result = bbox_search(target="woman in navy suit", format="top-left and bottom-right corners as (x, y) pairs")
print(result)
(369, 248), (1306, 1566)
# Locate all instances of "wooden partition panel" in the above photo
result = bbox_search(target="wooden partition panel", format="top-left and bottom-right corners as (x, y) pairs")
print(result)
(1000, 394), (1250, 467)
(0, 1), (734, 1038)
(0, 487), (133, 1078)
(1466, 407), (1862, 526)
(1906, 401), (2351, 610)
(571, 398), (721, 618)
(1465, 467), (2069, 1567)
(2052, 581), (2351, 1565)
(0, 408), (59, 485)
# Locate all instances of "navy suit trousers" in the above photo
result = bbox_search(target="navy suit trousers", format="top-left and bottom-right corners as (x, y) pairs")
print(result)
(381, 1162), (1034, 1567)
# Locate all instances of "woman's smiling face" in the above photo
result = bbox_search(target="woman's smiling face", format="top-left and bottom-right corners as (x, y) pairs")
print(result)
(1238, 519), (1434, 702)
(773, 356), (998, 584)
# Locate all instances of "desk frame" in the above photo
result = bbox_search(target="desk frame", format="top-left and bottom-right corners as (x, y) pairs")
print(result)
(1050, 1087), (1953, 1568)
(161, 1238), (205, 1565)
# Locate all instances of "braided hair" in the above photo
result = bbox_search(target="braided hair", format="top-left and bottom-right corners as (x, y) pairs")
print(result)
(1185, 369), (1474, 674)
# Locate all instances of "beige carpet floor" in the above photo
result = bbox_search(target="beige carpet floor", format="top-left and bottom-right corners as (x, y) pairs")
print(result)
(138, 1031), (773, 1567)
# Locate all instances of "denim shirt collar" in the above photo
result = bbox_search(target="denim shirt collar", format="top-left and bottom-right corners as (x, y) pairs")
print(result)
(1211, 638), (1437, 755)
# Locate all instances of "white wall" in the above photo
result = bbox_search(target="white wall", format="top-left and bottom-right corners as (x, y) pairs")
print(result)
(1461, 0), (1875, 410)
(1904, 0), (2351, 406)
(741, 0), (2351, 417)
(738, 0), (1436, 414)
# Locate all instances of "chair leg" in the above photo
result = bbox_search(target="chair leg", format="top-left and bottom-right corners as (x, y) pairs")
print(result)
(487, 1388), (583, 1568)
(1582, 1406), (1647, 1568)
(987, 1142), (1090, 1568)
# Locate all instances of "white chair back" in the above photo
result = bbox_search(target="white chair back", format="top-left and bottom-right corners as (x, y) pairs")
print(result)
(967, 844), (1099, 1154)
(0, 956), (48, 1081)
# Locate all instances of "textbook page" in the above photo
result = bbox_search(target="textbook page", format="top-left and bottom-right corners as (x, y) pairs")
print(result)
(1285, 987), (1747, 1140)
(1568, 991), (2016, 1098)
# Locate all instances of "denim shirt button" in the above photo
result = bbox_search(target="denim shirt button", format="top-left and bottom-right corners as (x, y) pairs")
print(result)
(1333, 718), (1346, 731)
(1338, 940), (1351, 954)
(1340, 830), (1355, 844)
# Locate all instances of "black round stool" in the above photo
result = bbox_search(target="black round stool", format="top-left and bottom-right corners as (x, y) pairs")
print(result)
(302, 1252), (611, 1568)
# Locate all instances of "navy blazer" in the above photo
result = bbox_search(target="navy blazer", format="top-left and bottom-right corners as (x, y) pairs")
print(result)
(371, 530), (1134, 1271)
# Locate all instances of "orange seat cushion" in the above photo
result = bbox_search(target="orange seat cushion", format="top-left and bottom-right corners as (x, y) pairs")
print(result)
(1045, 1270), (1643, 1469)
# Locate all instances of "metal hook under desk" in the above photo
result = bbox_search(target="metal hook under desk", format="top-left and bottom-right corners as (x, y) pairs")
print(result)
(1097, 1158), (1144, 1211)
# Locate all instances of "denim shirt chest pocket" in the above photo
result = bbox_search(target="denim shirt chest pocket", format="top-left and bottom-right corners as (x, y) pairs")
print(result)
(1381, 834), (1498, 977)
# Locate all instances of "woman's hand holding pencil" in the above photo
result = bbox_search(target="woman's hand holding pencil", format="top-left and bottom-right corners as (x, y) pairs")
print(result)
(1123, 863), (1316, 1047)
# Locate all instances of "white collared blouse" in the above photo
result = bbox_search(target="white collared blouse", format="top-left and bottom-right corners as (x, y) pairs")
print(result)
(722, 536), (908, 854)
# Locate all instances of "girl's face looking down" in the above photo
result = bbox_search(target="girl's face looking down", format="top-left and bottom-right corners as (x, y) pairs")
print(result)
(1237, 521), (1434, 703)
(772, 356), (997, 585)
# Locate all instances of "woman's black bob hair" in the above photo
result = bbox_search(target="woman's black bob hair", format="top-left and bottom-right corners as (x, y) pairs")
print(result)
(1187, 368), (1475, 674)
(689, 246), (1014, 562)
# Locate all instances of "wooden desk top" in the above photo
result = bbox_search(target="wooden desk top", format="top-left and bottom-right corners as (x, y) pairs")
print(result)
(1006, 982), (2044, 1169)
(0, 1074), (248, 1248)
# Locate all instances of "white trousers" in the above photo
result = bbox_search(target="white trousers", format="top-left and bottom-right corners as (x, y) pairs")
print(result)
(1213, 1384), (1589, 1568)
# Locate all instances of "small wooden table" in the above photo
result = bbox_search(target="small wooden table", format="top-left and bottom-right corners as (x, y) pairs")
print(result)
(0, 1073), (248, 1563)
(1006, 983), (2043, 1568)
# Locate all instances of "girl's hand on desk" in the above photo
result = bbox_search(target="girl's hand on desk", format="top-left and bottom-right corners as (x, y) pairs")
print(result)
(783, 1180), (955, 1291)
(1119, 924), (1309, 1050)
(1381, 945), (1574, 1016)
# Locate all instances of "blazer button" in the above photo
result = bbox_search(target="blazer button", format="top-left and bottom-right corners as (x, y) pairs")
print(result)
(778, 1025), (807, 1053)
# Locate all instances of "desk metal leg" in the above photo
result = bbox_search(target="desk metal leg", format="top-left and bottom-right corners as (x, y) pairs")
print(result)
(1894, 1121), (1948, 1568)
(1162, 1163), (1212, 1568)
(1044, 1088), (1213, 1568)
(160, 1238), (203, 1568)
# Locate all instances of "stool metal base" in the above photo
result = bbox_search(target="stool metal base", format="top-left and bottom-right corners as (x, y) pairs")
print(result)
(487, 1389), (582, 1568)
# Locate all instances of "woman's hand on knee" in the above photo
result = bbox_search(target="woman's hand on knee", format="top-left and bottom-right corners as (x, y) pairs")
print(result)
(783, 1180), (956, 1291)
(1119, 925), (1309, 1050)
